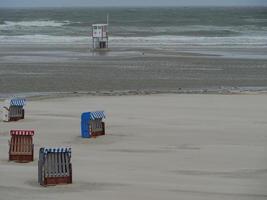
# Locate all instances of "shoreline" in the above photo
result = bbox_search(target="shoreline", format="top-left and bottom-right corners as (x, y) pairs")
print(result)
(1, 87), (267, 101)
(1, 43), (267, 98)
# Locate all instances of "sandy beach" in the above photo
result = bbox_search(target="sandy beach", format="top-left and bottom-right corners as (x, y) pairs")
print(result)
(0, 94), (266, 200)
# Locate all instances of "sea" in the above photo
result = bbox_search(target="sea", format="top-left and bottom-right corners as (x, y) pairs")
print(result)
(0, 7), (267, 47)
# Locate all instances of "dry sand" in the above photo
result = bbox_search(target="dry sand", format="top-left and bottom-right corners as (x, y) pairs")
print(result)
(0, 94), (266, 200)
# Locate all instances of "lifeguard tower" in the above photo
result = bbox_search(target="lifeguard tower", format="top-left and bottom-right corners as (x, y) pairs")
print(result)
(92, 15), (109, 50)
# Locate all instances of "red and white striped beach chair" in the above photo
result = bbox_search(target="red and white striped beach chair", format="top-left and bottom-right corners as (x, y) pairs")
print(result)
(9, 130), (34, 162)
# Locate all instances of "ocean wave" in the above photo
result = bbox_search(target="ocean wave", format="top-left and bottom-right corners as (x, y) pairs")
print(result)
(112, 35), (267, 47)
(0, 20), (70, 29)
(0, 35), (89, 43)
(244, 18), (267, 23)
(0, 34), (266, 47)
(110, 25), (241, 37)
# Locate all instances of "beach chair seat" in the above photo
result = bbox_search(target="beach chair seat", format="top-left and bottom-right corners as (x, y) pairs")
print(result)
(9, 106), (25, 121)
(90, 120), (105, 137)
(38, 148), (72, 186)
(9, 130), (34, 162)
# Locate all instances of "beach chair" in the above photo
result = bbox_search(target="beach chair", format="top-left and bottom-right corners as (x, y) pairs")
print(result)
(38, 147), (72, 186)
(2, 98), (26, 122)
(81, 111), (105, 138)
(9, 130), (34, 162)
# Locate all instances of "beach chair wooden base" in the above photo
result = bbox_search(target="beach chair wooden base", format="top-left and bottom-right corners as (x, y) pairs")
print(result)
(8, 117), (23, 122)
(42, 176), (72, 186)
(9, 154), (34, 163)
(91, 131), (105, 137)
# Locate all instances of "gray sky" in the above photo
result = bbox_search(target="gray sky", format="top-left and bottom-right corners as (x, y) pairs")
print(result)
(0, 0), (267, 7)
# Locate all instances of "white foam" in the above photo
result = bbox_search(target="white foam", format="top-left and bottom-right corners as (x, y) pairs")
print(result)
(110, 35), (267, 47)
(0, 20), (69, 29)
(0, 35), (89, 44)
(0, 34), (266, 47)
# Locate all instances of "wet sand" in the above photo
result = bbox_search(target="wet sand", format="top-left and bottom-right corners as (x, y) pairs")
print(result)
(0, 44), (267, 96)
(0, 94), (266, 200)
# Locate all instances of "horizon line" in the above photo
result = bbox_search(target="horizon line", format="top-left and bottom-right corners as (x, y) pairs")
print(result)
(1, 5), (267, 9)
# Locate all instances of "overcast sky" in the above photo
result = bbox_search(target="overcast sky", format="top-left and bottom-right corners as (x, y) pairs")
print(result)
(0, 0), (266, 7)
